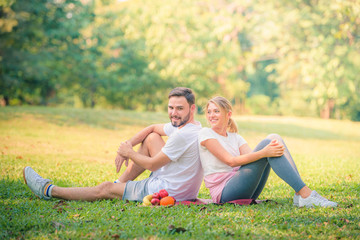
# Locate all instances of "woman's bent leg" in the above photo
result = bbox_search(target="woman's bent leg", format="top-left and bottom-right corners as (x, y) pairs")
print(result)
(220, 157), (270, 203)
(220, 136), (307, 203)
(267, 134), (300, 175)
(220, 139), (272, 203)
(250, 164), (271, 199)
(264, 135), (306, 192)
(254, 134), (306, 193)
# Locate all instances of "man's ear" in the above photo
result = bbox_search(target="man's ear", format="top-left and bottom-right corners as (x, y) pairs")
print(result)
(191, 104), (196, 113)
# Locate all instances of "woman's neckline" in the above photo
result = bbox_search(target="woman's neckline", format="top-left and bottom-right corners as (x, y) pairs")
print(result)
(210, 128), (228, 137)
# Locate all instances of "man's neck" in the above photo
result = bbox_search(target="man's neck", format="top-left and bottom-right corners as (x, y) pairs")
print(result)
(178, 119), (196, 129)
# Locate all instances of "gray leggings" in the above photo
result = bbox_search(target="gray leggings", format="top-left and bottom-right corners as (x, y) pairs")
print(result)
(220, 134), (306, 203)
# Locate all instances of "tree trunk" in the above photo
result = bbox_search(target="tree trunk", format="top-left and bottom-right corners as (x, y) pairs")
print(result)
(1, 96), (9, 106)
(320, 99), (335, 119)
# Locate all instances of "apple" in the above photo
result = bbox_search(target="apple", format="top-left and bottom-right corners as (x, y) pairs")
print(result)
(151, 198), (160, 205)
(159, 189), (168, 198)
(152, 192), (160, 199)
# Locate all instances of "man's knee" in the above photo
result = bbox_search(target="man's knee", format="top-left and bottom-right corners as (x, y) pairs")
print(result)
(95, 181), (114, 199)
(144, 132), (162, 144)
(142, 132), (165, 156)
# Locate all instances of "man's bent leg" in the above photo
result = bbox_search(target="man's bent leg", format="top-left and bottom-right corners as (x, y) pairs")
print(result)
(52, 182), (126, 201)
(117, 161), (146, 183)
(117, 133), (165, 183)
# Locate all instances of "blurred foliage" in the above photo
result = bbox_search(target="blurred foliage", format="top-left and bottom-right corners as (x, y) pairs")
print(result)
(0, 0), (359, 120)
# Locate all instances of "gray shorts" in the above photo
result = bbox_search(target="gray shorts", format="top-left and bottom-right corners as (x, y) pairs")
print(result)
(122, 178), (151, 202)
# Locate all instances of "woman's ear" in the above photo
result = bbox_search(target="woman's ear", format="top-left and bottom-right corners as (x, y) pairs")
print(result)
(228, 111), (232, 118)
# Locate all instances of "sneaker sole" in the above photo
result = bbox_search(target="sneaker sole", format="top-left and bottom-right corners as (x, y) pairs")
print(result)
(23, 167), (27, 185)
(23, 166), (40, 199)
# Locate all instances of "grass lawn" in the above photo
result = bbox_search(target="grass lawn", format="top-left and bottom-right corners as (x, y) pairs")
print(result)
(1, 106), (359, 239)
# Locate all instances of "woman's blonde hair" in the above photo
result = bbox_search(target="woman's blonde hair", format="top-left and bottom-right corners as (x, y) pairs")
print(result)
(205, 96), (238, 133)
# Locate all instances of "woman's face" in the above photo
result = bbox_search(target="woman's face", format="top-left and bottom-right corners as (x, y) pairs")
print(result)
(207, 102), (228, 129)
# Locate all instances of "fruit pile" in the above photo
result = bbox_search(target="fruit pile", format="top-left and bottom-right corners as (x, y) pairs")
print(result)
(142, 189), (176, 206)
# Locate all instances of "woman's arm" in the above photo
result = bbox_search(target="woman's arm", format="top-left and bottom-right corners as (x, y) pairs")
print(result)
(239, 143), (252, 155)
(201, 138), (284, 167)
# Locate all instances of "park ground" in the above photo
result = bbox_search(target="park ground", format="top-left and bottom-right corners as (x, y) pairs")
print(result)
(0, 106), (359, 239)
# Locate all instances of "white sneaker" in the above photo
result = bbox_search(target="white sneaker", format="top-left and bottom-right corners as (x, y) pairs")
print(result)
(298, 190), (337, 208)
(293, 193), (300, 206)
(23, 166), (52, 200)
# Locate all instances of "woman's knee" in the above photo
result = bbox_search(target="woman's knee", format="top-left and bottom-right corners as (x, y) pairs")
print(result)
(266, 133), (283, 141)
(254, 138), (271, 151)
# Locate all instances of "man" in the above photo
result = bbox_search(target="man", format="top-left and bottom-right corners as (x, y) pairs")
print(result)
(23, 87), (203, 202)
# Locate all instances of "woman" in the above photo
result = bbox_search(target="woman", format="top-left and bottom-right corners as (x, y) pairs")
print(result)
(198, 96), (337, 207)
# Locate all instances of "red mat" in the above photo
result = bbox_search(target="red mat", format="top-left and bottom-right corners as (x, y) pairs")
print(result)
(175, 199), (273, 206)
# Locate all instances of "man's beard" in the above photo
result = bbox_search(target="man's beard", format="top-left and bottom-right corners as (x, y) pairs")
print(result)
(171, 111), (190, 127)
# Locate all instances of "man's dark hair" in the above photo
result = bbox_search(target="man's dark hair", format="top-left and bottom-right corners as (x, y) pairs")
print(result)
(168, 87), (195, 105)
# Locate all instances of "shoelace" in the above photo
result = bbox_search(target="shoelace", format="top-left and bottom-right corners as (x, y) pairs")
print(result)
(313, 192), (330, 202)
(34, 173), (49, 189)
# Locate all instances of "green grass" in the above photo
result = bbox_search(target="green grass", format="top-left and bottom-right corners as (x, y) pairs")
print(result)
(1, 106), (359, 239)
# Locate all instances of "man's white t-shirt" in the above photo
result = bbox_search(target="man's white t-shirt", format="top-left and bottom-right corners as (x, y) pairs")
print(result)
(147, 122), (204, 201)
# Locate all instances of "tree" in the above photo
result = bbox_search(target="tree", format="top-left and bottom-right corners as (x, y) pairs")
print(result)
(0, 0), (93, 106)
(252, 0), (360, 120)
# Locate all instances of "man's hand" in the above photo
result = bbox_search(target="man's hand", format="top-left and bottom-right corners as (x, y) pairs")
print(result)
(118, 141), (133, 157)
(115, 141), (133, 173)
(115, 154), (128, 173)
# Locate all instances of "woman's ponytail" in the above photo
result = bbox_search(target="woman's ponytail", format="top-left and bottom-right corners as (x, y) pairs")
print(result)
(228, 118), (238, 133)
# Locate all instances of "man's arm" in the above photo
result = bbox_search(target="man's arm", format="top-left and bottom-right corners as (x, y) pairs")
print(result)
(127, 124), (166, 147)
(119, 141), (171, 172)
(115, 123), (166, 172)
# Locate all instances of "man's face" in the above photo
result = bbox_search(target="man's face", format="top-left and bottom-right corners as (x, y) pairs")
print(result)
(168, 96), (192, 128)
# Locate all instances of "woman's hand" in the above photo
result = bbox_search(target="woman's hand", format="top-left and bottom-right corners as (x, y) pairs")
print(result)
(262, 139), (285, 158)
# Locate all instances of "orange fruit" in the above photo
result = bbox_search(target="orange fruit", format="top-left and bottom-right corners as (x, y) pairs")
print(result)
(160, 196), (175, 206)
